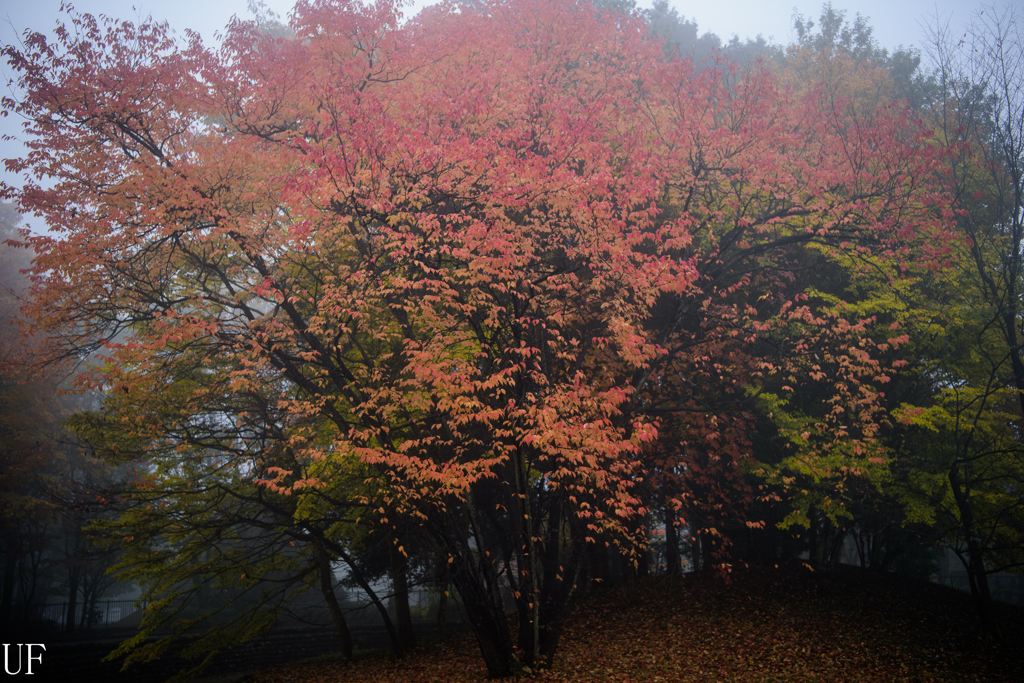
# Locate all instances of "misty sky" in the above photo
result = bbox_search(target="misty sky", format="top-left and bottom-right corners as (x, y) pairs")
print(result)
(0, 0), (984, 51)
(0, 0), (993, 196)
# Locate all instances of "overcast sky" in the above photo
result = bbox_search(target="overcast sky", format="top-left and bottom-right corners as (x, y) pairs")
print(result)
(0, 0), (992, 197)
(1, 0), (982, 53)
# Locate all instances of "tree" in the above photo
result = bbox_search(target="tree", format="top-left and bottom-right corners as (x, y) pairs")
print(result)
(0, 202), (131, 635)
(49, 444), (114, 634)
(1, 205), (53, 627)
(67, 359), (407, 675)
(643, 0), (720, 61)
(0, 203), (69, 630)
(721, 15), (926, 571)
(792, 3), (880, 63)
(638, 7), (954, 574)
(888, 3), (1024, 631)
(2, 0), (950, 676)
(85, 451), (364, 678)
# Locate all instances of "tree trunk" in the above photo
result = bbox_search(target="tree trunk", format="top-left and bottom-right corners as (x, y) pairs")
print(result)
(315, 532), (405, 656)
(636, 534), (651, 578)
(315, 543), (353, 661)
(700, 534), (714, 572)
(390, 542), (416, 652)
(448, 549), (515, 678)
(690, 533), (702, 572)
(435, 582), (448, 639)
(966, 540), (997, 632)
(827, 527), (847, 570)
(537, 516), (586, 669)
(664, 504), (681, 576)
(1, 546), (16, 625)
(65, 572), (78, 635)
(807, 505), (819, 567)
(949, 464), (999, 634)
(513, 446), (540, 668)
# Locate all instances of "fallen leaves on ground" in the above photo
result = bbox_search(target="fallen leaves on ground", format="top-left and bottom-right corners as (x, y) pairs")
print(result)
(242, 565), (1023, 683)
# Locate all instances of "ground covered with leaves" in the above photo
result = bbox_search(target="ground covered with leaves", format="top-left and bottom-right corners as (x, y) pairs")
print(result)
(241, 566), (1023, 683)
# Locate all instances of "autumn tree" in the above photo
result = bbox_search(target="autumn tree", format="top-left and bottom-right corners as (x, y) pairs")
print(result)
(1, 0), (951, 675)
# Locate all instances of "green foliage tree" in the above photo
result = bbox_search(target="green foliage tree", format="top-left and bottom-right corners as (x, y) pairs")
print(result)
(890, 3), (1024, 630)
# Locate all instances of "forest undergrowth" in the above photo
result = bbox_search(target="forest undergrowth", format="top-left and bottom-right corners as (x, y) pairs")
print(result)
(240, 565), (1024, 683)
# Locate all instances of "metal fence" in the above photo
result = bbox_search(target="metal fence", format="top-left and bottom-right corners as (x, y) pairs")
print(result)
(21, 585), (459, 634)
(939, 573), (1024, 606)
(27, 599), (148, 630)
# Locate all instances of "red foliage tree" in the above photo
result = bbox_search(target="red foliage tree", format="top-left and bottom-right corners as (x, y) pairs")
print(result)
(2, 0), (950, 675)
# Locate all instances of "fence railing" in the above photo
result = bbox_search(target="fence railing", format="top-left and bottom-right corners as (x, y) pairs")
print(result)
(939, 573), (1024, 606)
(18, 585), (460, 633)
(23, 599), (148, 630)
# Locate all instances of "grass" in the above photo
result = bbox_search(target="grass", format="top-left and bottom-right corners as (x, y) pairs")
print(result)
(239, 564), (1023, 682)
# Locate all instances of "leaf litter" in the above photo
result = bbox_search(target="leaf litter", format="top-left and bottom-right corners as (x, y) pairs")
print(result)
(242, 565), (1023, 683)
